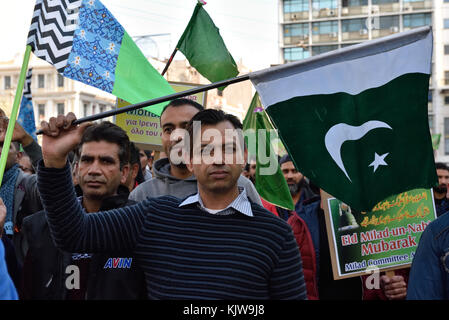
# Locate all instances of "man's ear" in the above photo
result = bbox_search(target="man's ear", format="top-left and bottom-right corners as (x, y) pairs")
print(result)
(185, 152), (194, 174)
(16, 151), (23, 162)
(243, 148), (248, 170)
(72, 161), (79, 185)
(120, 163), (130, 184)
(132, 164), (139, 179)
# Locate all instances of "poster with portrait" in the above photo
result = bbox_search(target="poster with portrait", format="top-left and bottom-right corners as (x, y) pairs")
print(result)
(322, 188), (437, 280)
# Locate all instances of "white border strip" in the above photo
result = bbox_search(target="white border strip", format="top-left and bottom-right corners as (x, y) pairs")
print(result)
(253, 28), (432, 108)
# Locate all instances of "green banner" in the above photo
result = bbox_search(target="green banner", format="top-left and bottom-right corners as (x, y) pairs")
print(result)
(431, 133), (441, 150)
(326, 188), (437, 279)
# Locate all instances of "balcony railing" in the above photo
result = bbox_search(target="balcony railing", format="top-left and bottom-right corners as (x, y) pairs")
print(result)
(284, 34), (309, 45)
(402, 1), (432, 12)
(371, 27), (399, 38)
(341, 6), (369, 16)
(341, 30), (369, 41)
(284, 11), (309, 22)
(312, 33), (338, 43)
(312, 8), (338, 18)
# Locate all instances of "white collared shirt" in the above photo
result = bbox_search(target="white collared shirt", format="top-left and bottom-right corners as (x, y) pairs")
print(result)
(179, 187), (253, 217)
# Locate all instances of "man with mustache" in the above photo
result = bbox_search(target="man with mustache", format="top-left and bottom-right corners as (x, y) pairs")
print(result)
(21, 121), (146, 299)
(276, 154), (316, 221)
(433, 162), (449, 217)
(129, 99), (262, 205)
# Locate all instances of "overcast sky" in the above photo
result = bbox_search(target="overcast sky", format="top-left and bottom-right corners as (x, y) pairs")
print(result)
(0, 0), (279, 71)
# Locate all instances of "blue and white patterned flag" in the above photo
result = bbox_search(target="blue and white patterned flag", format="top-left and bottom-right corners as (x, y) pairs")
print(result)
(18, 69), (37, 141)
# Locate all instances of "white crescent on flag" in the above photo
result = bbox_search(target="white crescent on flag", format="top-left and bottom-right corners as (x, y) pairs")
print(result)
(324, 120), (393, 182)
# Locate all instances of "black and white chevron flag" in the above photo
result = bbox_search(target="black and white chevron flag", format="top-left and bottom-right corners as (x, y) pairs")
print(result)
(27, 0), (82, 73)
(23, 69), (32, 100)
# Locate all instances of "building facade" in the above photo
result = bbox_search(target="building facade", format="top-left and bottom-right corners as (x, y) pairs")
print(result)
(279, 0), (449, 162)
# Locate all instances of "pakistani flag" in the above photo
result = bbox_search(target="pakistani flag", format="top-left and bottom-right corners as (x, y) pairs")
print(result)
(250, 26), (437, 212)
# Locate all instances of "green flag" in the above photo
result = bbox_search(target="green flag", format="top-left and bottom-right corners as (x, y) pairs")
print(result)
(432, 133), (441, 150)
(250, 26), (437, 212)
(176, 3), (239, 89)
(243, 93), (295, 210)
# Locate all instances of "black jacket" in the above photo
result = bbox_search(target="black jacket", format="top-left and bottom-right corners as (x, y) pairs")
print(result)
(20, 186), (147, 300)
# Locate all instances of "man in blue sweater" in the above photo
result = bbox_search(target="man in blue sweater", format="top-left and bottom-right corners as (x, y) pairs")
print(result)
(34, 109), (307, 300)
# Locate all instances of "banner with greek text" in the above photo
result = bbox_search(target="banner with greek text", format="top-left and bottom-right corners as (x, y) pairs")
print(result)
(323, 188), (437, 279)
(114, 82), (207, 150)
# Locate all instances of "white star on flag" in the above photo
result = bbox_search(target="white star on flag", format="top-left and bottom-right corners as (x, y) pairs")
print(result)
(369, 152), (389, 172)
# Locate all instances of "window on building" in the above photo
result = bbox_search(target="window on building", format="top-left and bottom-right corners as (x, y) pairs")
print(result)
(312, 21), (338, 34)
(83, 103), (89, 117)
(445, 45), (449, 55)
(446, 71), (449, 85)
(284, 0), (309, 12)
(311, 45), (338, 56)
(443, 95), (449, 105)
(379, 15), (399, 30)
(284, 47), (310, 62)
(284, 23), (309, 44)
(284, 23), (309, 37)
(38, 74), (45, 88)
(57, 74), (64, 87)
(341, 18), (368, 32)
(57, 103), (65, 115)
(342, 0), (368, 6)
(38, 104), (45, 121)
(371, 0), (398, 3)
(403, 13), (431, 28)
(99, 104), (106, 113)
(4, 76), (11, 90)
(312, 0), (338, 10)
(445, 19), (449, 29)
(445, 118), (449, 155)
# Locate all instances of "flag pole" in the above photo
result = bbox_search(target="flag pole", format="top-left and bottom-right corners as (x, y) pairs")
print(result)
(0, 45), (32, 186)
(36, 73), (250, 135)
(161, 48), (178, 76)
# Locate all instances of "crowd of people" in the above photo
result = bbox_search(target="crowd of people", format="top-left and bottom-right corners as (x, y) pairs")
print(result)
(0, 98), (448, 300)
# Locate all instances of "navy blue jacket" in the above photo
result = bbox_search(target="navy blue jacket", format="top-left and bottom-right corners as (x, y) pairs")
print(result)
(407, 212), (449, 299)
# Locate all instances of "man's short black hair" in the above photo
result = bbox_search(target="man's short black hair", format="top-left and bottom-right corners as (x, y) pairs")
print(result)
(129, 142), (145, 184)
(186, 109), (243, 157)
(78, 121), (130, 169)
(188, 109), (243, 130)
(435, 162), (449, 171)
(161, 98), (204, 117)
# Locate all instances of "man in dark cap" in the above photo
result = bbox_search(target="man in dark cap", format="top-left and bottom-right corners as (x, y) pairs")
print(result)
(276, 154), (316, 221)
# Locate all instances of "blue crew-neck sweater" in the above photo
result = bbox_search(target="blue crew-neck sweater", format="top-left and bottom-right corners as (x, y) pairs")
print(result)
(37, 161), (307, 300)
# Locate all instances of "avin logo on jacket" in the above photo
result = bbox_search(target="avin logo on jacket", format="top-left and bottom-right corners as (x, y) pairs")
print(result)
(104, 257), (133, 269)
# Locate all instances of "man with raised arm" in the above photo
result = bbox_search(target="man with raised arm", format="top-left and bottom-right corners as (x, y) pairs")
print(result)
(34, 110), (307, 299)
